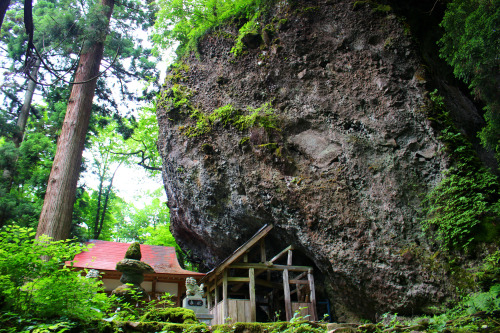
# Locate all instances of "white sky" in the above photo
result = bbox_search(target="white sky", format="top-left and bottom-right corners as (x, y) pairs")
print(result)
(79, 161), (166, 208)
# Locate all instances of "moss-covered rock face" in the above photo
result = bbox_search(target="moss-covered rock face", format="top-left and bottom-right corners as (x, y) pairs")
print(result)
(115, 321), (208, 333)
(140, 307), (198, 324)
(211, 321), (326, 333)
(125, 242), (141, 260)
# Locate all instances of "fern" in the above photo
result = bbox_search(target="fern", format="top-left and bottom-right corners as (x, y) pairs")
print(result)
(153, 0), (272, 57)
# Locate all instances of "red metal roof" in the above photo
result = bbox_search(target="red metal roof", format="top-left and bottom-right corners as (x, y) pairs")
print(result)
(67, 240), (204, 276)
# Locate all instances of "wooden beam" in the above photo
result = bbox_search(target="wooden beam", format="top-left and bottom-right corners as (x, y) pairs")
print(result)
(283, 269), (292, 321)
(229, 263), (312, 272)
(223, 271), (229, 321)
(207, 285), (212, 309)
(308, 269), (318, 321)
(290, 284), (306, 296)
(177, 281), (182, 307)
(295, 272), (307, 281)
(289, 279), (309, 284)
(270, 245), (294, 264)
(152, 277), (157, 300)
(228, 277), (250, 282)
(209, 224), (274, 280)
(214, 278), (219, 324)
(260, 239), (266, 263)
(287, 249), (293, 266)
(232, 277), (283, 292)
(230, 263), (290, 293)
(249, 268), (256, 322)
(256, 279), (282, 289)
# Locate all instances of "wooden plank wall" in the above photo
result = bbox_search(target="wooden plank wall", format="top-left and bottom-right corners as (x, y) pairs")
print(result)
(210, 300), (252, 325)
(291, 302), (314, 320)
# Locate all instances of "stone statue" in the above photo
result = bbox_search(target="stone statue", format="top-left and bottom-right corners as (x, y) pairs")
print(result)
(185, 277), (204, 298)
(85, 269), (100, 279)
(112, 242), (155, 302)
(183, 277), (213, 324)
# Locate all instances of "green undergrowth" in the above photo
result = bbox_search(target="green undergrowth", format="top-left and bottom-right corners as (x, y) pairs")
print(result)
(422, 90), (500, 252)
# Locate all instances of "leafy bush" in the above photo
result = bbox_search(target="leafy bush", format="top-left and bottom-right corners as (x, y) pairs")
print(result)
(439, 0), (500, 163)
(422, 91), (500, 251)
(0, 226), (110, 321)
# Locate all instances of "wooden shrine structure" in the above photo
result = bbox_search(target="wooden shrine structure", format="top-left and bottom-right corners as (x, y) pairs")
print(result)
(202, 225), (317, 324)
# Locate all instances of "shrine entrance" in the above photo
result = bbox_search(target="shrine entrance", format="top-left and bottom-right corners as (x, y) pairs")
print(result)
(202, 225), (318, 325)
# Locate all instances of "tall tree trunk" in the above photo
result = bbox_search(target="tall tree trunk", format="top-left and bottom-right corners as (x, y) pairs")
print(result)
(1, 58), (43, 197)
(13, 57), (41, 147)
(93, 177), (104, 239)
(0, 0), (11, 29)
(36, 0), (114, 241)
(94, 161), (122, 239)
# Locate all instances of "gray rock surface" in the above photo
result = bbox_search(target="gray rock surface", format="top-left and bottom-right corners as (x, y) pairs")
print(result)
(155, 0), (488, 320)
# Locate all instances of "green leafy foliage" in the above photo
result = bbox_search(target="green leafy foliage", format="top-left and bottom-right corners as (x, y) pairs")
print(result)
(0, 109), (57, 228)
(153, 0), (271, 57)
(439, 0), (500, 163)
(0, 226), (110, 321)
(422, 91), (500, 251)
(109, 288), (176, 322)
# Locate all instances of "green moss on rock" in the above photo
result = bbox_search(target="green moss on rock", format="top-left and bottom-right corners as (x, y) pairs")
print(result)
(212, 321), (326, 333)
(140, 307), (198, 324)
(125, 242), (141, 260)
(116, 259), (154, 273)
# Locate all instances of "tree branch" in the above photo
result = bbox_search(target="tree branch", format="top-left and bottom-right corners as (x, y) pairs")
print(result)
(25, 44), (120, 86)
(111, 149), (162, 171)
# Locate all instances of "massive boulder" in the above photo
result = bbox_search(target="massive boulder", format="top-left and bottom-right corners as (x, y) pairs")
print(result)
(155, 0), (489, 320)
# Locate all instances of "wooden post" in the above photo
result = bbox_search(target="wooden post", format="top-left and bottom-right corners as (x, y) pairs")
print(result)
(249, 268), (256, 322)
(152, 277), (157, 300)
(243, 252), (248, 263)
(260, 239), (266, 263)
(223, 270), (229, 322)
(214, 279), (219, 325)
(308, 269), (318, 321)
(287, 250), (293, 266)
(177, 281), (183, 307)
(207, 284), (212, 309)
(283, 269), (292, 321)
(296, 281), (302, 302)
